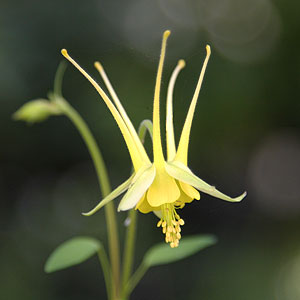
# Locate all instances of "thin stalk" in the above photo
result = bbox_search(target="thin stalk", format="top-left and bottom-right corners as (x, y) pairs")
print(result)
(98, 249), (112, 300)
(120, 120), (153, 299)
(121, 209), (137, 299)
(125, 262), (148, 296)
(56, 97), (121, 299)
(53, 61), (67, 97)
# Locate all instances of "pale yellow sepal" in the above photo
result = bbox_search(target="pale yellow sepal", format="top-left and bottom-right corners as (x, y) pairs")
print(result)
(118, 165), (156, 211)
(82, 173), (135, 216)
(165, 161), (247, 202)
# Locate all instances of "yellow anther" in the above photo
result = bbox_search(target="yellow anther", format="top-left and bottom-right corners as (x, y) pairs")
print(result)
(158, 203), (185, 248)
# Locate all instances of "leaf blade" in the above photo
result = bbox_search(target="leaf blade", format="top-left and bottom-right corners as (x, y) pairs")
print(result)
(143, 234), (217, 267)
(44, 236), (102, 273)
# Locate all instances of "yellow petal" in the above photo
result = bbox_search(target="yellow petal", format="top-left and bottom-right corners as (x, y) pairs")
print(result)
(173, 181), (194, 206)
(147, 166), (180, 207)
(136, 193), (157, 214)
(176, 189), (194, 204)
(152, 30), (170, 166)
(61, 49), (143, 171)
(179, 181), (200, 200)
(166, 59), (185, 161)
(94, 62), (150, 164)
(175, 45), (211, 165)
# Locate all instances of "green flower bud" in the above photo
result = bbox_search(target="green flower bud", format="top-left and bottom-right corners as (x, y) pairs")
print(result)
(13, 99), (62, 123)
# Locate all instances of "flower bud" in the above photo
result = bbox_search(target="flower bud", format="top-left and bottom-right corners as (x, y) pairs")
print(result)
(13, 99), (62, 123)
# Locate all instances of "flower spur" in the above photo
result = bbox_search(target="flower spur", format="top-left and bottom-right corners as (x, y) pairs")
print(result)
(61, 30), (246, 248)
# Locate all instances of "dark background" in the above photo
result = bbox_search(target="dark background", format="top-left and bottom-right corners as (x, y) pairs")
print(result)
(1, 0), (300, 299)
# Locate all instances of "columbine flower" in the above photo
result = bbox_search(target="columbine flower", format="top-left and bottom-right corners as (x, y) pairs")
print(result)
(61, 30), (246, 248)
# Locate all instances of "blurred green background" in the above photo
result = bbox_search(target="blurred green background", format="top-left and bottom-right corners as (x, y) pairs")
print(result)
(1, 0), (300, 299)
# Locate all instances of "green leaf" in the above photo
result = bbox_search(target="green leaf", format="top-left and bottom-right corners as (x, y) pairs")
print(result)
(44, 236), (102, 273)
(143, 234), (217, 267)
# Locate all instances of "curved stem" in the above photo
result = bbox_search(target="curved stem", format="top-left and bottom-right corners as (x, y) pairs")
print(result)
(125, 262), (148, 296)
(53, 61), (67, 97)
(121, 209), (137, 299)
(138, 119), (153, 143)
(55, 97), (121, 299)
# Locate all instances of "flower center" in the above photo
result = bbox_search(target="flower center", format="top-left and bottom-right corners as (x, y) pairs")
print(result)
(157, 203), (184, 248)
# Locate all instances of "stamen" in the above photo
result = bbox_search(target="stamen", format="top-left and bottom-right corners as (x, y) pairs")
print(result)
(156, 203), (184, 248)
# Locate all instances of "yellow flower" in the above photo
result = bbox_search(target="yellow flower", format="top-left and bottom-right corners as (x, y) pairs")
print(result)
(61, 30), (246, 248)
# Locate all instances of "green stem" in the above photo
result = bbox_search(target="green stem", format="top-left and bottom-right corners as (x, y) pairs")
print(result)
(125, 262), (148, 296)
(138, 119), (153, 143)
(55, 97), (121, 299)
(120, 120), (153, 299)
(121, 209), (138, 299)
(53, 61), (67, 97)
(98, 249), (112, 300)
